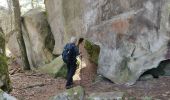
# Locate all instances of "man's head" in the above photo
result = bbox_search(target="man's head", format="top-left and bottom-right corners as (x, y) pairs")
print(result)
(70, 36), (77, 44)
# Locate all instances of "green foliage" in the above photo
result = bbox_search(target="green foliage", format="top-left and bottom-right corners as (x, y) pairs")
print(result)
(0, 54), (11, 92)
(84, 40), (100, 64)
(0, 34), (5, 54)
(0, 55), (8, 75)
(0, 32), (11, 92)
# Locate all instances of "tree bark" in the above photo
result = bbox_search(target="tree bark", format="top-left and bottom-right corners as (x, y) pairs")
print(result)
(0, 27), (11, 92)
(12, 0), (30, 70)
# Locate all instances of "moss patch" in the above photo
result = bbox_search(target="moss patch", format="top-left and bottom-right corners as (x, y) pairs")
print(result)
(0, 33), (5, 54)
(84, 40), (100, 64)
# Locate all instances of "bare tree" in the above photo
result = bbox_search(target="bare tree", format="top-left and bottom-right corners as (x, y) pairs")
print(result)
(31, 0), (35, 8)
(7, 0), (13, 31)
(12, 0), (30, 70)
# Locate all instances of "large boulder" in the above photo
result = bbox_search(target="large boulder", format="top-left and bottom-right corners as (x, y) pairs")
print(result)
(22, 8), (54, 69)
(45, 0), (170, 85)
(50, 86), (84, 100)
(45, 0), (84, 54)
(38, 56), (67, 78)
(87, 0), (170, 85)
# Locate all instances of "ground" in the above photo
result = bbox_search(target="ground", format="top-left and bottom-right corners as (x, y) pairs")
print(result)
(9, 43), (170, 100)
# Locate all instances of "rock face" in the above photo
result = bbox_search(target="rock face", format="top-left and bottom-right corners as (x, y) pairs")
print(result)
(7, 32), (21, 58)
(45, 0), (170, 85)
(50, 86), (84, 100)
(45, 0), (84, 54)
(22, 8), (54, 69)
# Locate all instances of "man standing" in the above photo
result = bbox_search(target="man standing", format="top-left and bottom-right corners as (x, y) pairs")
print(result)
(62, 37), (80, 89)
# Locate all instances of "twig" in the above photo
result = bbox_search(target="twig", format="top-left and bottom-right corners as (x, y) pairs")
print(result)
(22, 83), (45, 89)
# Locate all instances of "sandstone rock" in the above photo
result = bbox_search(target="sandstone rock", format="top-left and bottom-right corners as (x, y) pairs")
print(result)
(87, 0), (170, 85)
(45, 0), (85, 54)
(45, 0), (170, 85)
(88, 91), (125, 100)
(22, 8), (54, 69)
(6, 32), (21, 58)
(38, 56), (67, 78)
(50, 86), (84, 100)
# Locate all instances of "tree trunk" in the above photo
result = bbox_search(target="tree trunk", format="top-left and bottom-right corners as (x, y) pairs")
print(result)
(31, 0), (35, 8)
(0, 27), (11, 92)
(12, 0), (30, 70)
(7, 0), (13, 31)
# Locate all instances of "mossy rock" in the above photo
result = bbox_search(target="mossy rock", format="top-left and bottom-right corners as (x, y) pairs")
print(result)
(55, 64), (67, 78)
(0, 54), (11, 92)
(84, 40), (100, 64)
(0, 33), (11, 92)
(88, 91), (125, 100)
(0, 33), (5, 54)
(38, 56), (67, 78)
(50, 86), (84, 100)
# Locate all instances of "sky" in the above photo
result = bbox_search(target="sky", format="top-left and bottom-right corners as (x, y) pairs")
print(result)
(0, 0), (45, 14)
(0, 0), (8, 8)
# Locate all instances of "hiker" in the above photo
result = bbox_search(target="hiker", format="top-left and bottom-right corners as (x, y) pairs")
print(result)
(62, 37), (81, 89)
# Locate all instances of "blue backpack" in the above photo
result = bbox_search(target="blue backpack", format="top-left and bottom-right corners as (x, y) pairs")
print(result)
(62, 43), (75, 63)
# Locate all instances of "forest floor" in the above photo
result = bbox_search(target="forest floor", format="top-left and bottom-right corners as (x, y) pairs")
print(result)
(9, 43), (170, 100)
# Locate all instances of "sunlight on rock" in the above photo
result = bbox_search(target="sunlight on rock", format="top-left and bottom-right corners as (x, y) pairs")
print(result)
(5, 47), (12, 57)
(73, 57), (87, 81)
